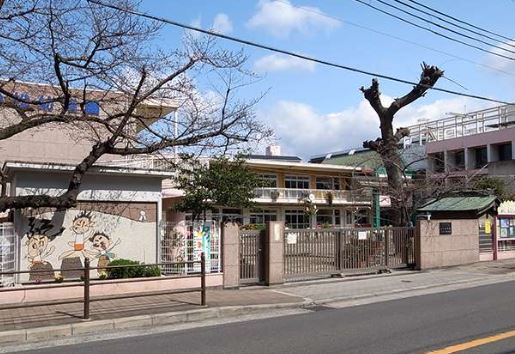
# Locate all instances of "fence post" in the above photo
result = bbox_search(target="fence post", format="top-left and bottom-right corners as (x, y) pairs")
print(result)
(83, 257), (90, 320)
(336, 229), (342, 271)
(200, 252), (206, 306)
(384, 228), (389, 268)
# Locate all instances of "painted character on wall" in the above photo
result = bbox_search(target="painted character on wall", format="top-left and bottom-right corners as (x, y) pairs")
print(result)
(59, 211), (96, 278)
(25, 218), (64, 281)
(88, 232), (120, 274)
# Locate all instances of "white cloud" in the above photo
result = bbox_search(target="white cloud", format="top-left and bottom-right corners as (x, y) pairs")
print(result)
(484, 40), (515, 84)
(188, 14), (233, 37)
(213, 13), (233, 34)
(254, 54), (316, 73)
(188, 17), (203, 38)
(247, 0), (340, 38)
(257, 96), (486, 159)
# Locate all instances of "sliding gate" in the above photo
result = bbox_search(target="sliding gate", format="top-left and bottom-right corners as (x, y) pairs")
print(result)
(283, 227), (415, 281)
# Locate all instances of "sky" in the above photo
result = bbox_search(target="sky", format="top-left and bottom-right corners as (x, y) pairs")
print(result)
(141, 0), (515, 159)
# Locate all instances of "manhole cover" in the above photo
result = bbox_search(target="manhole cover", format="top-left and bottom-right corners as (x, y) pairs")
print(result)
(304, 305), (334, 312)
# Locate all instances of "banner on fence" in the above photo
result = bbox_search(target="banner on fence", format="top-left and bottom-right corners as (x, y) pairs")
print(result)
(192, 222), (212, 272)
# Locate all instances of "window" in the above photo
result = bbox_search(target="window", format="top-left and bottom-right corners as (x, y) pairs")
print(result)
(498, 143), (512, 161)
(354, 208), (370, 227)
(474, 147), (488, 169)
(345, 210), (353, 225)
(285, 175), (310, 189)
(453, 150), (465, 169)
(285, 209), (310, 229)
(212, 208), (243, 224)
(259, 174), (277, 188)
(432, 152), (445, 173)
(249, 209), (277, 225)
(315, 177), (340, 190)
(315, 209), (340, 227)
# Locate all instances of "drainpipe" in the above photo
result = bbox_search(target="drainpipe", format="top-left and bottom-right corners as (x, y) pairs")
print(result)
(373, 168), (380, 228)
(373, 188), (380, 228)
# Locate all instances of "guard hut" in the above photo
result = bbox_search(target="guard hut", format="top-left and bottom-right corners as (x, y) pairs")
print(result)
(415, 195), (499, 269)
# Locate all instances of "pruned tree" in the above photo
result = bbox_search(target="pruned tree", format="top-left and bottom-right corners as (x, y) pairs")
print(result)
(361, 63), (444, 226)
(0, 0), (270, 212)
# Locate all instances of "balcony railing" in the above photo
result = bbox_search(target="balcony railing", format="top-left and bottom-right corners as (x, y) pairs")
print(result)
(405, 104), (515, 144)
(253, 188), (371, 204)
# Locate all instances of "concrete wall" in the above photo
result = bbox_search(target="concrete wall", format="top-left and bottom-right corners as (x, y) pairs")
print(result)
(415, 219), (479, 269)
(426, 127), (515, 154)
(11, 170), (163, 282)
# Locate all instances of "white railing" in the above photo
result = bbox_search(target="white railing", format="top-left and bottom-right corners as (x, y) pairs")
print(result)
(405, 104), (515, 144)
(101, 155), (176, 171)
(253, 188), (371, 204)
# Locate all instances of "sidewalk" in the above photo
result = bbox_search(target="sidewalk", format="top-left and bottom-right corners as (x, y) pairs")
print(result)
(2, 259), (515, 345)
(0, 288), (303, 332)
(277, 258), (515, 304)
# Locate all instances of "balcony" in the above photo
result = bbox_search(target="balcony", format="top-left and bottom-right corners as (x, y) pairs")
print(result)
(253, 188), (371, 205)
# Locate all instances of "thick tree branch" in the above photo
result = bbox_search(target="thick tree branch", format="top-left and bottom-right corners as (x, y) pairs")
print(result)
(360, 78), (387, 118)
(387, 62), (444, 116)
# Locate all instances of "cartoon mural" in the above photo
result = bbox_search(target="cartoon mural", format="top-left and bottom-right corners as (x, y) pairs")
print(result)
(18, 202), (157, 282)
(24, 218), (64, 281)
(88, 232), (120, 274)
(59, 211), (97, 279)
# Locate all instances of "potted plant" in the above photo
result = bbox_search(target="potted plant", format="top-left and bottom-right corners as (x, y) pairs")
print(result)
(270, 190), (280, 201)
(325, 191), (333, 205)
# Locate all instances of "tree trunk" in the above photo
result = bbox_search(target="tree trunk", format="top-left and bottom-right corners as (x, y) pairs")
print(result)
(361, 63), (444, 226)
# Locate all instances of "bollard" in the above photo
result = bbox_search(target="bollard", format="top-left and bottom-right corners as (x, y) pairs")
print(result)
(200, 252), (206, 306)
(83, 257), (90, 320)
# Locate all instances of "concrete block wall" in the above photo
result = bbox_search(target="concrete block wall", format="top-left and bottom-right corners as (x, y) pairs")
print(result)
(415, 219), (479, 269)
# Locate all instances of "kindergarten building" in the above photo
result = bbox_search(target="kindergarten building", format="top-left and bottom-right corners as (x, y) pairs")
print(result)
(0, 82), (177, 285)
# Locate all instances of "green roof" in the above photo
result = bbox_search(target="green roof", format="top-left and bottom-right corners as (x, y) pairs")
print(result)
(322, 150), (383, 170)
(417, 196), (499, 214)
(322, 148), (423, 173)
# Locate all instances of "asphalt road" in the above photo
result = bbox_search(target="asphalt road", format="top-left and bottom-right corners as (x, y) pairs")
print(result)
(15, 281), (515, 354)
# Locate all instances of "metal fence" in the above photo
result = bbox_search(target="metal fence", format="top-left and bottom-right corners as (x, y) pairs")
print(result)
(0, 255), (207, 320)
(239, 230), (264, 284)
(0, 223), (15, 287)
(161, 221), (222, 275)
(284, 227), (415, 280)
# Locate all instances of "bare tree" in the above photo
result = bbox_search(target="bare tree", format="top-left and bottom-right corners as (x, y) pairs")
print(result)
(361, 63), (443, 226)
(0, 0), (270, 211)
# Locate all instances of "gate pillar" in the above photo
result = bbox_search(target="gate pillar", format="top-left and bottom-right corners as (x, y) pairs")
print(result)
(265, 221), (285, 286)
(222, 222), (240, 289)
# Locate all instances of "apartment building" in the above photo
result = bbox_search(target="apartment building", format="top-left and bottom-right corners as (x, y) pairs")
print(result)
(405, 105), (515, 180)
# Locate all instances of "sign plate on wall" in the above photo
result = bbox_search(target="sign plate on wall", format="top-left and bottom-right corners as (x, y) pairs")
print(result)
(498, 201), (515, 215)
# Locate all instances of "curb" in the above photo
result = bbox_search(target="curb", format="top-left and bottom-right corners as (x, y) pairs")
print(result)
(0, 300), (309, 345)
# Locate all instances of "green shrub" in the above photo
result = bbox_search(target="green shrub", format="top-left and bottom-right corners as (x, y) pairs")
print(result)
(107, 259), (161, 279)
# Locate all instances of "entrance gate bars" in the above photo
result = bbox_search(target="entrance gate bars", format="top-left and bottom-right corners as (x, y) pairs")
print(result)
(239, 229), (264, 284)
(283, 227), (415, 281)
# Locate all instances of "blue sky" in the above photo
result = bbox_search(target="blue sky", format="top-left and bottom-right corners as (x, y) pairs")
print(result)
(141, 0), (515, 158)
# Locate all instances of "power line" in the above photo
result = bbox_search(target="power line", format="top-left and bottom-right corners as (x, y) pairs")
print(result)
(407, 0), (514, 44)
(375, 0), (515, 55)
(353, 0), (515, 61)
(87, 0), (512, 106)
(392, 0), (515, 49)
(272, 0), (515, 78)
